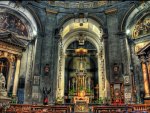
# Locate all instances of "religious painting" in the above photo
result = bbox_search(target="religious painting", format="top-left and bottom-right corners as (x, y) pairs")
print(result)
(44, 64), (50, 74)
(112, 63), (120, 81)
(132, 15), (150, 39)
(0, 12), (28, 37)
(113, 63), (120, 75)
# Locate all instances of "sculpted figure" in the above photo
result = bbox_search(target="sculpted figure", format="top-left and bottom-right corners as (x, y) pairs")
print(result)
(0, 73), (6, 90)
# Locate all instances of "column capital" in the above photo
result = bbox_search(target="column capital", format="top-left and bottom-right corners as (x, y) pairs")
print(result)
(16, 54), (22, 60)
(139, 55), (147, 63)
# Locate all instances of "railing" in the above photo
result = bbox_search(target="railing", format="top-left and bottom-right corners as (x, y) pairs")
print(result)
(128, 104), (150, 112)
(4, 104), (150, 113)
(5, 104), (72, 113)
(92, 105), (133, 113)
(92, 104), (150, 113)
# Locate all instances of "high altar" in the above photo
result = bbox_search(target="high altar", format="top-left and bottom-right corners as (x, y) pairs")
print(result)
(69, 48), (93, 112)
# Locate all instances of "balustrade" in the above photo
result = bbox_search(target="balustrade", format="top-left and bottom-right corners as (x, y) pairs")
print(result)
(3, 104), (150, 113)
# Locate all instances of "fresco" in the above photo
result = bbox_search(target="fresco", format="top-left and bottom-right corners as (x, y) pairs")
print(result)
(0, 13), (28, 37)
(132, 15), (150, 39)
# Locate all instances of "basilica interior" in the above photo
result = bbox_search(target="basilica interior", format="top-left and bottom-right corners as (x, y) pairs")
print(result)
(0, 0), (150, 113)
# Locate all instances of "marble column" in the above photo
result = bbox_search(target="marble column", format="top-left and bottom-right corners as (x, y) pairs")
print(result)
(12, 56), (21, 96)
(140, 55), (150, 98)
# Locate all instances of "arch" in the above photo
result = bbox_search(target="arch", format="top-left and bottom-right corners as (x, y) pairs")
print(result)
(62, 30), (102, 53)
(60, 18), (103, 40)
(0, 1), (38, 39)
(120, 2), (136, 32)
(56, 17), (106, 101)
(57, 14), (105, 31)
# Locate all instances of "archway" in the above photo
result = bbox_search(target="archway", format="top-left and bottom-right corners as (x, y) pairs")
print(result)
(65, 40), (98, 103)
(56, 18), (106, 103)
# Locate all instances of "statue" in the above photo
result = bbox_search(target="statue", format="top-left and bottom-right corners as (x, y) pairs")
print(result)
(0, 73), (6, 90)
(43, 87), (51, 105)
(0, 72), (7, 97)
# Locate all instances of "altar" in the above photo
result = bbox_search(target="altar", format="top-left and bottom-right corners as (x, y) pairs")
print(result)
(67, 48), (95, 100)
(73, 90), (89, 113)
(70, 48), (91, 113)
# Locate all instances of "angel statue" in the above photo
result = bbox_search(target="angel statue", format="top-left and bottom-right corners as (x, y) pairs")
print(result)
(43, 87), (51, 105)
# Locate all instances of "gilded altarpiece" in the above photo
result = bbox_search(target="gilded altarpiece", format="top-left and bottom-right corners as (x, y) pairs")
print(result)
(0, 35), (24, 103)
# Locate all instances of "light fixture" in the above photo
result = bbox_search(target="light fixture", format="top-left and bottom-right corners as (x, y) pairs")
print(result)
(126, 29), (130, 35)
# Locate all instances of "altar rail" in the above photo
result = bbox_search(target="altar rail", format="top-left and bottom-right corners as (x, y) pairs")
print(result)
(92, 104), (150, 113)
(128, 104), (150, 112)
(3, 104), (150, 113)
(5, 104), (72, 113)
(92, 105), (133, 113)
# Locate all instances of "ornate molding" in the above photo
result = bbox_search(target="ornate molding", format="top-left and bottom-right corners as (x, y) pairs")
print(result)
(48, 1), (108, 9)
(0, 50), (16, 62)
(137, 42), (150, 56)
(45, 8), (58, 14)
(0, 41), (23, 55)
(104, 8), (117, 15)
